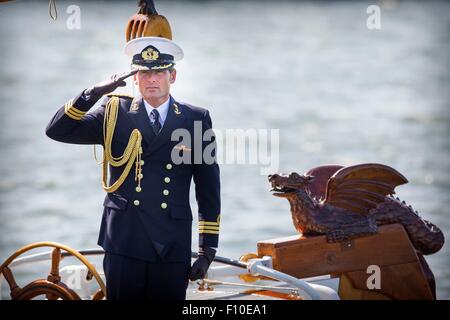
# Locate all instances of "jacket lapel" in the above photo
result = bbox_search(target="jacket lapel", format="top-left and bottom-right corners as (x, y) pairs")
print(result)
(145, 96), (186, 156)
(127, 96), (154, 147)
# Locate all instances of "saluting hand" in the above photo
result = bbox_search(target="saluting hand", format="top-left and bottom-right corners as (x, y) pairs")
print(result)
(83, 69), (138, 100)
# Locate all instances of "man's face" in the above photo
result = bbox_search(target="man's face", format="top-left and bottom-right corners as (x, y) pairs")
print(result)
(135, 69), (176, 104)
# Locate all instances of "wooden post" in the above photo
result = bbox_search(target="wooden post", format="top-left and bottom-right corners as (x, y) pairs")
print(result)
(257, 224), (434, 300)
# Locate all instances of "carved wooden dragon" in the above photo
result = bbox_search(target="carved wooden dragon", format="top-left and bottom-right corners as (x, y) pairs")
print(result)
(268, 163), (444, 255)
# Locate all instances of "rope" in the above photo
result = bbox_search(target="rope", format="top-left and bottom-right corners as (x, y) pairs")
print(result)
(201, 279), (300, 293)
(139, 0), (158, 15)
(101, 97), (143, 193)
(93, 145), (103, 165)
(48, 0), (57, 21)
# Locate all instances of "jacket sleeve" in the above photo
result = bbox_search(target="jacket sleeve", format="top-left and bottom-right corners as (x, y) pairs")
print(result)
(45, 91), (106, 145)
(193, 110), (221, 248)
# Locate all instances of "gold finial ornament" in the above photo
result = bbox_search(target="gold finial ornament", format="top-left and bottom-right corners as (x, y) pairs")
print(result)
(126, 1), (173, 41)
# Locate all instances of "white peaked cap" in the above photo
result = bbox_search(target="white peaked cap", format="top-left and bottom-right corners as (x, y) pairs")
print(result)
(124, 36), (184, 61)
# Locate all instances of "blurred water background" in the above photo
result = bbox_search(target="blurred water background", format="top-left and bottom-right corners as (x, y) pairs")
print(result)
(0, 0), (449, 299)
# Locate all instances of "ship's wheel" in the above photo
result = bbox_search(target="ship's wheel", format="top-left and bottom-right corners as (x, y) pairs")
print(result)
(0, 242), (106, 300)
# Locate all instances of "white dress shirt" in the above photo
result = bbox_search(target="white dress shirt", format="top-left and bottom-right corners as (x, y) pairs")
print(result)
(143, 97), (170, 127)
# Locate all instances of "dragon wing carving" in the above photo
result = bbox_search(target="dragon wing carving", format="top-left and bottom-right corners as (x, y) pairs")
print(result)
(323, 163), (408, 215)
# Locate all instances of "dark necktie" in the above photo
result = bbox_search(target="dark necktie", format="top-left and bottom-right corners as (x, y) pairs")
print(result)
(150, 109), (162, 135)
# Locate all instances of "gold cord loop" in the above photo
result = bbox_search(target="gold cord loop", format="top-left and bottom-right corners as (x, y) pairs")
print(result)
(101, 97), (143, 193)
(93, 145), (103, 165)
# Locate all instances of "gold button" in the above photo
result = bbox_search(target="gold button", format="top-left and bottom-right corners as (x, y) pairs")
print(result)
(136, 187), (142, 192)
(164, 177), (171, 183)
(140, 160), (145, 165)
(161, 203), (168, 209)
(133, 200), (140, 206)
(138, 173), (144, 179)
(166, 164), (172, 170)
(163, 189), (169, 196)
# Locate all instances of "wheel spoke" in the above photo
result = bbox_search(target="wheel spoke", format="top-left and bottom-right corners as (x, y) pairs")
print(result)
(2, 267), (22, 299)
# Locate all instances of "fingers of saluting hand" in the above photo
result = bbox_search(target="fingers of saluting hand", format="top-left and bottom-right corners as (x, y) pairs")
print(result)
(117, 69), (139, 82)
(110, 70), (138, 83)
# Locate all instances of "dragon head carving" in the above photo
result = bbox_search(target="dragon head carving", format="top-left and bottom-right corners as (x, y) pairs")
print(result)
(268, 172), (315, 198)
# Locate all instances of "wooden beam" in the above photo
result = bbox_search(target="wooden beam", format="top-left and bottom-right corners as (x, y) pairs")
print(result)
(257, 224), (434, 299)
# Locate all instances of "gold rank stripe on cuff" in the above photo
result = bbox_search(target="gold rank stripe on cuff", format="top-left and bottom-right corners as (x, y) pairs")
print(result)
(64, 100), (86, 120)
(198, 220), (220, 234)
(199, 222), (220, 234)
(199, 226), (220, 231)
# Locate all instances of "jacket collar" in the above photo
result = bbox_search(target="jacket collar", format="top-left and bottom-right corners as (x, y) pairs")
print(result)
(127, 95), (185, 155)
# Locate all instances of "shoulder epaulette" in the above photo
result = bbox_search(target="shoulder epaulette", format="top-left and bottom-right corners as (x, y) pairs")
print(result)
(107, 93), (134, 99)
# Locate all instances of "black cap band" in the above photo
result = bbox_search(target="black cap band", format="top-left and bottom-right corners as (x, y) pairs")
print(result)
(131, 45), (175, 70)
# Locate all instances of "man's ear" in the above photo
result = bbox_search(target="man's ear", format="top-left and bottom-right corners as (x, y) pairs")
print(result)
(134, 74), (138, 85)
(169, 69), (177, 84)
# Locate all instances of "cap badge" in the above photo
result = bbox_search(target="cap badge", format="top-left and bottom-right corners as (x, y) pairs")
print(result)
(141, 47), (159, 61)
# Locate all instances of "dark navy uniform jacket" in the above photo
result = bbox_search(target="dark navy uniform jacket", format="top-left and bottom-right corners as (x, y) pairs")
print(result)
(46, 91), (221, 263)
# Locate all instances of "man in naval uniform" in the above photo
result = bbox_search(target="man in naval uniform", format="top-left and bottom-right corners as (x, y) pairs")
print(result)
(45, 37), (221, 300)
